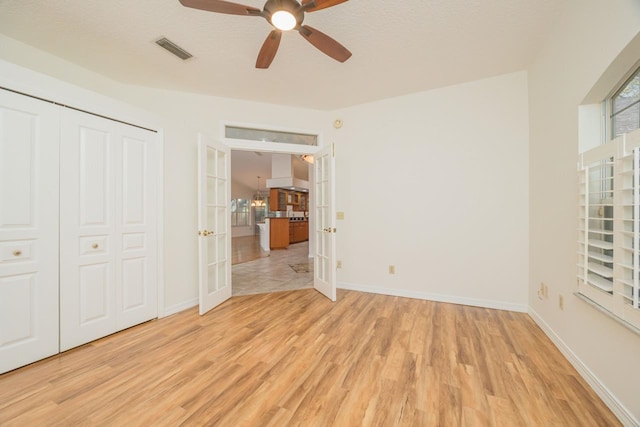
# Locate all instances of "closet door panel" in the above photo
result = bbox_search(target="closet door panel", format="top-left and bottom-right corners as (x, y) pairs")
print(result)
(78, 262), (112, 323)
(79, 127), (112, 226)
(60, 111), (117, 351)
(0, 274), (36, 342)
(116, 130), (157, 330)
(60, 109), (157, 350)
(0, 90), (59, 374)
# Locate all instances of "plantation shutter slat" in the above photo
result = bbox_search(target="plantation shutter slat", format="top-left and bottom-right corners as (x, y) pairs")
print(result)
(578, 128), (640, 330)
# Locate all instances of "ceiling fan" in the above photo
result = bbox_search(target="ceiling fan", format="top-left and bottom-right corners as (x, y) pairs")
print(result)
(178, 0), (352, 69)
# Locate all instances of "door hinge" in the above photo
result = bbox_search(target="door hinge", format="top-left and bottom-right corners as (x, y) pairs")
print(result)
(331, 143), (335, 158)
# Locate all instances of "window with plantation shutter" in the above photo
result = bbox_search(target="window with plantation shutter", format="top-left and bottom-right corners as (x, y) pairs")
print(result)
(578, 128), (640, 331)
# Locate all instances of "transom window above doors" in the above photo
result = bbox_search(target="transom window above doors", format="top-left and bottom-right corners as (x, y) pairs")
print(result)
(225, 125), (318, 146)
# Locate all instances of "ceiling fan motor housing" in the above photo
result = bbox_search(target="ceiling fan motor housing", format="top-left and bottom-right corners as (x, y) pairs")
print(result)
(264, 0), (305, 27)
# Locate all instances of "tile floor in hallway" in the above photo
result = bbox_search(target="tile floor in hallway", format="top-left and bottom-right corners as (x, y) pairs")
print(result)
(232, 241), (313, 296)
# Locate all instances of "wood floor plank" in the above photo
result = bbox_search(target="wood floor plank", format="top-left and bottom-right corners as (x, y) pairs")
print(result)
(0, 289), (621, 426)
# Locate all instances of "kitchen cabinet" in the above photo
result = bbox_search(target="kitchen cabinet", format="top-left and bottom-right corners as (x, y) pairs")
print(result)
(289, 221), (309, 244)
(299, 194), (307, 211)
(270, 218), (289, 249)
(269, 188), (288, 211)
(269, 188), (308, 212)
(291, 192), (308, 211)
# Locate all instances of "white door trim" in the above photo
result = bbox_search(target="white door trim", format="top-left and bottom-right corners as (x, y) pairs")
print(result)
(223, 139), (321, 155)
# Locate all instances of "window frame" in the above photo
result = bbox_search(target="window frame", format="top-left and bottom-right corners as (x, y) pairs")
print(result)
(231, 198), (251, 227)
(606, 64), (640, 142)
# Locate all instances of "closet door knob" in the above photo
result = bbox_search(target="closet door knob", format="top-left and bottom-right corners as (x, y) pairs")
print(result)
(12, 250), (22, 256)
(92, 243), (99, 249)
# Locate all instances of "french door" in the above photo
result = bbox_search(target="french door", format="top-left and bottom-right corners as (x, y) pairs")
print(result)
(198, 133), (232, 315)
(313, 144), (336, 301)
(196, 137), (336, 311)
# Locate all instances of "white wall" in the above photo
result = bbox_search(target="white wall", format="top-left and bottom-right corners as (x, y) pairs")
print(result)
(528, 0), (640, 424)
(331, 71), (530, 311)
(0, 34), (531, 313)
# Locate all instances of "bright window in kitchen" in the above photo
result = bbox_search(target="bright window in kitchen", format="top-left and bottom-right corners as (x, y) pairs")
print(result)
(231, 198), (250, 227)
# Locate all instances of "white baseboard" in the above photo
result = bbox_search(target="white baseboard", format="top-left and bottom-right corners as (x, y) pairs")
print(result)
(337, 282), (528, 313)
(528, 308), (638, 427)
(161, 298), (198, 318)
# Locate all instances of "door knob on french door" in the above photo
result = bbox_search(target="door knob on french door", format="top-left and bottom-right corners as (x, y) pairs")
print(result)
(198, 230), (214, 236)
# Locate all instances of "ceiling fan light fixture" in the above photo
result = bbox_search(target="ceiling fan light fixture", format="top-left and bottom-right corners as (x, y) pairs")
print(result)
(271, 10), (297, 31)
(178, 0), (352, 69)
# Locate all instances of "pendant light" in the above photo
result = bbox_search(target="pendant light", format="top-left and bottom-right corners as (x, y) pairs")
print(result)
(251, 176), (266, 207)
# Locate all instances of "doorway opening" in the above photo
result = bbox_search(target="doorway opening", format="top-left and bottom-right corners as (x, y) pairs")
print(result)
(197, 132), (335, 315)
(230, 149), (314, 296)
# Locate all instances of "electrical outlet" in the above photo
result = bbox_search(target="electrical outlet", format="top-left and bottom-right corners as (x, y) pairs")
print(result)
(336, 260), (342, 269)
(336, 212), (345, 220)
(539, 282), (546, 300)
(559, 294), (564, 310)
(543, 283), (548, 298)
(389, 265), (395, 274)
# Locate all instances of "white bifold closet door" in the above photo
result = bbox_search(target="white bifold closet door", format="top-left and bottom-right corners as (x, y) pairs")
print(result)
(59, 109), (158, 351)
(0, 90), (60, 374)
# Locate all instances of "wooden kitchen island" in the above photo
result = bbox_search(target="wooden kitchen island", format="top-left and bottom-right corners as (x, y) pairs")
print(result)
(269, 218), (309, 249)
(269, 218), (290, 249)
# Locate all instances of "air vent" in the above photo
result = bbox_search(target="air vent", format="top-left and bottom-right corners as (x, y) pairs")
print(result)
(155, 37), (193, 60)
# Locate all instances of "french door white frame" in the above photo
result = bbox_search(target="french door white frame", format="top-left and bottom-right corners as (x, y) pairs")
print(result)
(222, 136), (322, 261)
(221, 134), (336, 301)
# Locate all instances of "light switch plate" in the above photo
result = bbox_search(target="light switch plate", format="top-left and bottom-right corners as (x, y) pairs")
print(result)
(336, 211), (345, 220)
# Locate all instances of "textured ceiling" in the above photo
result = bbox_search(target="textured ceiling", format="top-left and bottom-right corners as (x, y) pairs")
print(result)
(0, 0), (566, 110)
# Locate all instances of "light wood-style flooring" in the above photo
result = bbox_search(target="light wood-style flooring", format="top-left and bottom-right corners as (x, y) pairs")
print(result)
(0, 289), (619, 426)
(231, 235), (270, 265)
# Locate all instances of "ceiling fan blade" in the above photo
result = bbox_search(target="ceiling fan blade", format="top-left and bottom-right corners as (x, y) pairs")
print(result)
(256, 30), (282, 69)
(298, 25), (352, 63)
(301, 0), (348, 12)
(179, 0), (261, 16)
